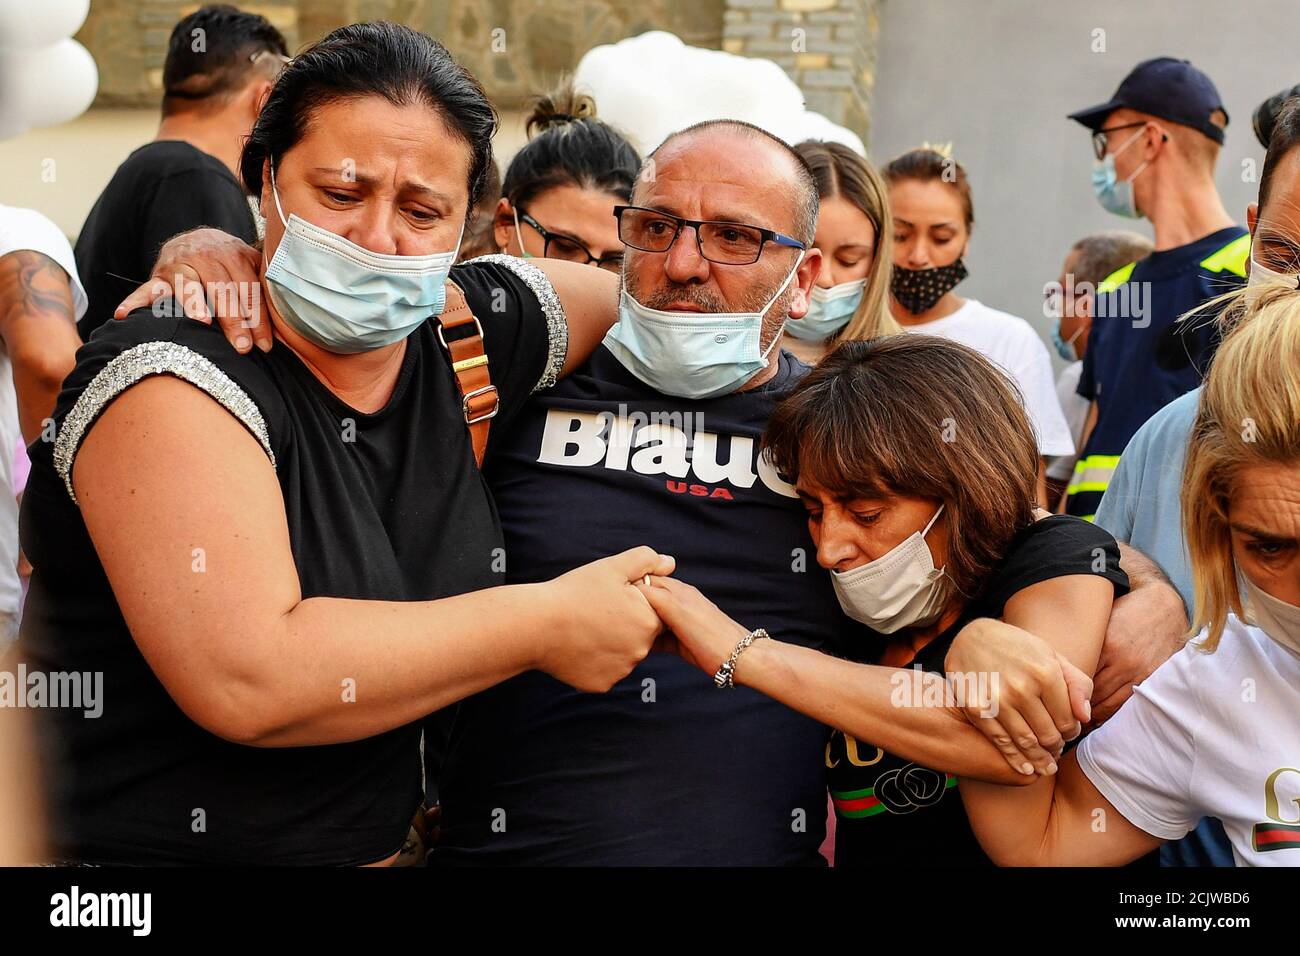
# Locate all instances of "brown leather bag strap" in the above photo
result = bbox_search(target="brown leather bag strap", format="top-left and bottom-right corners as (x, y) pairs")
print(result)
(434, 279), (498, 468)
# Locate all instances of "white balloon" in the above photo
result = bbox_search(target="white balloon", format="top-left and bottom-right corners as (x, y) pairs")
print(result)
(0, 0), (90, 50)
(575, 30), (865, 156)
(0, 38), (98, 133)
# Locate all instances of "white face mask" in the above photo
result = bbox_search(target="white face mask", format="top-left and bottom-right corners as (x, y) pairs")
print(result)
(1240, 572), (1300, 658)
(1244, 253), (1298, 307)
(830, 504), (950, 634)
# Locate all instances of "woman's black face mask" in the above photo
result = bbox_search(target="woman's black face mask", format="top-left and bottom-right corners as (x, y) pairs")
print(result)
(890, 259), (968, 314)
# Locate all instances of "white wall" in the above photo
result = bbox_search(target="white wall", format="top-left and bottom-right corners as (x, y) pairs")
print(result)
(869, 0), (1295, 360)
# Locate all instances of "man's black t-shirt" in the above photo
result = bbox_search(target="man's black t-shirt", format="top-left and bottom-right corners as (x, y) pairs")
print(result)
(434, 346), (879, 866)
(74, 141), (259, 341)
(18, 257), (562, 864)
(828, 515), (1129, 867)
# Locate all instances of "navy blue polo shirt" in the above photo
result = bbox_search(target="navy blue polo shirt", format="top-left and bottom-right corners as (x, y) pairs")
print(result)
(1067, 226), (1247, 519)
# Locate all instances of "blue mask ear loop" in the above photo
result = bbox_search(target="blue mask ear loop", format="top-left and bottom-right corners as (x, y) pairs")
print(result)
(760, 250), (806, 360)
(262, 164), (290, 328)
(512, 207), (532, 258)
(268, 164), (289, 228)
(1110, 128), (1153, 187)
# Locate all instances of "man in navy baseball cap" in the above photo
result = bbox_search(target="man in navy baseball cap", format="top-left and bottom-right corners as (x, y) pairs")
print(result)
(1068, 56), (1234, 227)
(1065, 56), (1246, 873)
(1065, 50), (1241, 514)
(1069, 56), (1229, 146)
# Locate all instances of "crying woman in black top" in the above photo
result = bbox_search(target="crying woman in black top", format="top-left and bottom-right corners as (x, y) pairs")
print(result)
(18, 22), (672, 865)
(644, 335), (1132, 867)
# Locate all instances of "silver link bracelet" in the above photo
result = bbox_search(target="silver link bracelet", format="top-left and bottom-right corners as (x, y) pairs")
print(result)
(713, 628), (771, 688)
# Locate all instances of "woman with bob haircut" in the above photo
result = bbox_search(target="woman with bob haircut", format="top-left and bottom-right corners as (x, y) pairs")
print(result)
(782, 140), (898, 364)
(18, 21), (671, 866)
(645, 333), (1128, 867)
(953, 283), (1300, 866)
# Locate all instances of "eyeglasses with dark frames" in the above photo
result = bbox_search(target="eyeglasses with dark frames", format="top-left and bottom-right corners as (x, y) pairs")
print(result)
(613, 205), (805, 265)
(516, 208), (624, 273)
(1091, 121), (1148, 161)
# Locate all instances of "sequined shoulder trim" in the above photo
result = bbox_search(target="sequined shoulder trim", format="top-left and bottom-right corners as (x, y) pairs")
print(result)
(53, 340), (276, 503)
(466, 254), (569, 392)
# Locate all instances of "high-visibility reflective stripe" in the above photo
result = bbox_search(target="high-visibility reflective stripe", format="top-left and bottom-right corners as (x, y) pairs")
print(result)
(1097, 262), (1137, 294)
(1066, 454), (1121, 496)
(1199, 234), (1250, 276)
(1095, 235), (1248, 297)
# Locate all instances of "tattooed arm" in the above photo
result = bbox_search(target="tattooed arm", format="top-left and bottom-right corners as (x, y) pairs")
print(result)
(0, 250), (81, 442)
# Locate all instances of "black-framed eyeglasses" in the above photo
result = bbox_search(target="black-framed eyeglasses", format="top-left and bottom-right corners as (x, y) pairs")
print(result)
(613, 205), (806, 265)
(1091, 121), (1147, 160)
(516, 208), (624, 273)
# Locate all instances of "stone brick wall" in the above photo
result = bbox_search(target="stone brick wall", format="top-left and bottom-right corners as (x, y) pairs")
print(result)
(722, 0), (879, 142)
(75, 0), (878, 141)
(399, 0), (727, 109)
(79, 0), (301, 107)
(79, 0), (725, 110)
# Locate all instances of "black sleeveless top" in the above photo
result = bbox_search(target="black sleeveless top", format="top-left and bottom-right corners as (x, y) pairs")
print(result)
(18, 256), (566, 864)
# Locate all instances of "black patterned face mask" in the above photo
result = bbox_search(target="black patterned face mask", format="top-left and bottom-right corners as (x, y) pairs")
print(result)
(890, 259), (968, 315)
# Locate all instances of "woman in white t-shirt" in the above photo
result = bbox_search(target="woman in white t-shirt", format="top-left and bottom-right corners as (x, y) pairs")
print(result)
(882, 149), (1073, 502)
(959, 284), (1300, 866)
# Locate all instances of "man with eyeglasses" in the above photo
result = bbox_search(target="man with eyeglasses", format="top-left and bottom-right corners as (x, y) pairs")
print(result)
(1064, 57), (1247, 522)
(74, 5), (289, 341)
(430, 119), (1182, 865)
(430, 120), (847, 864)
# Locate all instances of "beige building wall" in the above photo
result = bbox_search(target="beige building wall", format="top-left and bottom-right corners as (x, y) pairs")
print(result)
(0, 0), (878, 241)
(0, 107), (528, 240)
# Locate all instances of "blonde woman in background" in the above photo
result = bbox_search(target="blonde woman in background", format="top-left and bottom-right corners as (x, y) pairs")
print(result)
(783, 141), (898, 364)
(959, 283), (1300, 866)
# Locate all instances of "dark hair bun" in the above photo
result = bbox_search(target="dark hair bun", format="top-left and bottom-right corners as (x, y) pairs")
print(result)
(526, 80), (599, 138)
(502, 78), (640, 208)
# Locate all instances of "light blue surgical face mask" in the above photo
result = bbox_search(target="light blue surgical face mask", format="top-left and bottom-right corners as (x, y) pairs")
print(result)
(263, 169), (463, 354)
(1045, 294), (1082, 361)
(603, 252), (804, 399)
(786, 279), (864, 341)
(1091, 128), (1149, 219)
(1050, 315), (1083, 361)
